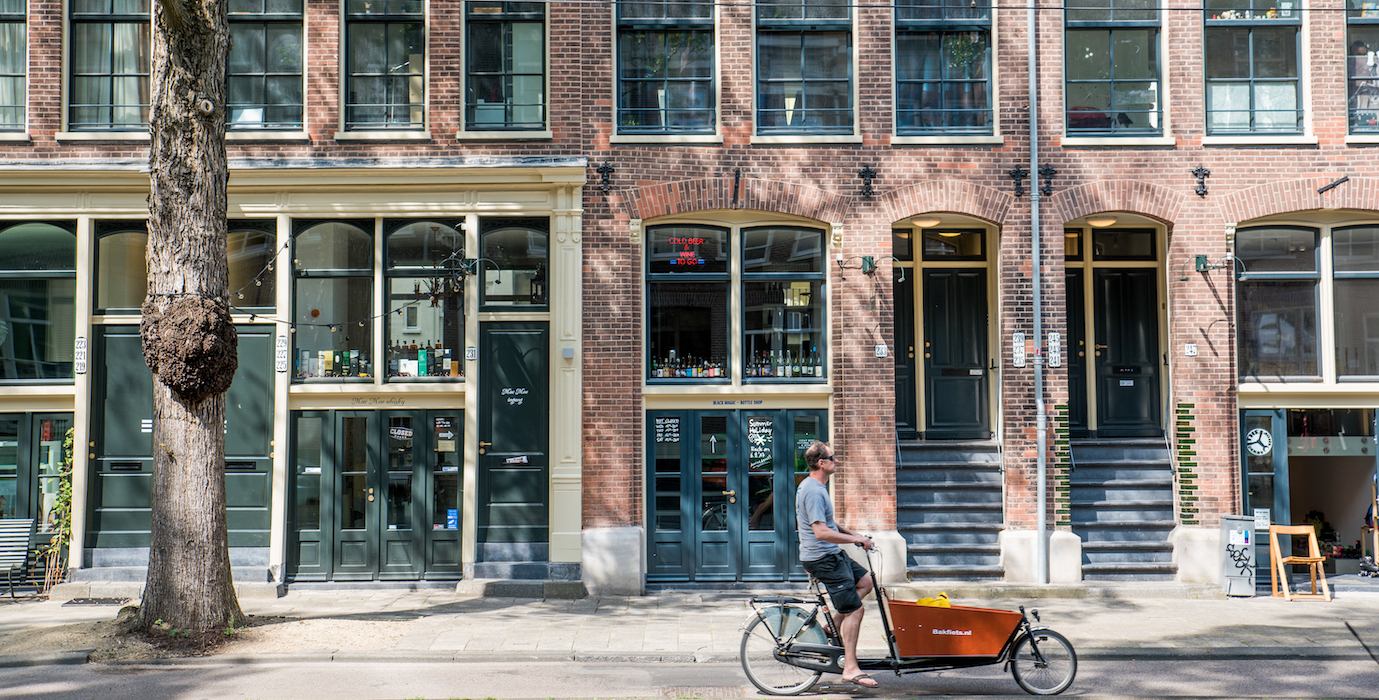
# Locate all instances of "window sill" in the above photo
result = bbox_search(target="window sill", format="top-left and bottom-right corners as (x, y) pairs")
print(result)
(0, 131), (30, 143)
(1060, 135), (1176, 147)
(385, 376), (465, 383)
(55, 131), (149, 142)
(456, 129), (552, 141)
(1201, 134), (1317, 146)
(333, 130), (432, 142)
(1345, 134), (1379, 144)
(750, 134), (863, 145)
(891, 134), (1003, 146)
(610, 133), (723, 145)
(227, 130), (311, 142)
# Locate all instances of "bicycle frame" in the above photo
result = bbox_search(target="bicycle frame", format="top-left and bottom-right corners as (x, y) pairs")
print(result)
(747, 548), (1051, 677)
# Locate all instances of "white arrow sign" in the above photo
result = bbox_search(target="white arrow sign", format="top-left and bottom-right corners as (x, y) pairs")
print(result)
(438, 431), (455, 440)
(709, 435), (718, 453)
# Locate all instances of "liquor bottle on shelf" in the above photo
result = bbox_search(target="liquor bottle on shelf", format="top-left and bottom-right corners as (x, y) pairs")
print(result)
(418, 340), (429, 376)
(791, 351), (801, 378)
(812, 346), (823, 377)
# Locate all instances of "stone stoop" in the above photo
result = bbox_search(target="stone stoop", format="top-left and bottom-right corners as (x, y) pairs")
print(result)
(454, 579), (588, 599)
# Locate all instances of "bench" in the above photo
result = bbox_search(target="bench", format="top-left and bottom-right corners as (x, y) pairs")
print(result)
(0, 519), (36, 599)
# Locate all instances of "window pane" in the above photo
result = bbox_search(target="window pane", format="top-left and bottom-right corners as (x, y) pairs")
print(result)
(1237, 280), (1318, 379)
(896, 30), (991, 135)
(432, 414), (461, 529)
(742, 227), (823, 273)
(0, 23), (24, 130)
(1091, 229), (1154, 259)
(922, 229), (984, 259)
(36, 416), (71, 532)
(0, 279), (77, 380)
(1205, 28), (1250, 80)
(1067, 30), (1111, 82)
(648, 282), (728, 378)
(1349, 26), (1379, 133)
(647, 225), (728, 274)
(293, 415), (323, 530)
(893, 229), (914, 261)
(480, 218), (548, 307)
(1335, 279), (1379, 377)
(1065, 230), (1083, 259)
(757, 30), (853, 134)
(652, 417), (681, 531)
(743, 281), (825, 379)
(1252, 27), (1298, 79)
(386, 277), (463, 379)
(96, 228), (148, 310)
(293, 278), (374, 379)
(386, 220), (464, 269)
(295, 222), (372, 271)
(0, 416), (17, 518)
(228, 224), (277, 308)
(0, 223), (77, 273)
(1334, 226), (1379, 272)
(1236, 227), (1317, 272)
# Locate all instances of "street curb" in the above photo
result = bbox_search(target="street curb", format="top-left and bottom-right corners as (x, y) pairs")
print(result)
(0, 650), (93, 668)
(75, 644), (1373, 667)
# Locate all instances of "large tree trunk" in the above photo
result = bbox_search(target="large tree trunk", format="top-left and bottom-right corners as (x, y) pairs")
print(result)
(139, 0), (243, 634)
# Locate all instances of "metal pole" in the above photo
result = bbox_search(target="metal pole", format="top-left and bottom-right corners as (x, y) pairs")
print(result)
(1028, 0), (1049, 585)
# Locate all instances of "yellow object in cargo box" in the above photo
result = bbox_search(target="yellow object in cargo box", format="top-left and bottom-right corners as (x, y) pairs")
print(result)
(916, 592), (951, 608)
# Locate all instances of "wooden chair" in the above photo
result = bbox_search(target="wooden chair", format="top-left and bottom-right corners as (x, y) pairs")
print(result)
(0, 519), (36, 599)
(1269, 524), (1331, 602)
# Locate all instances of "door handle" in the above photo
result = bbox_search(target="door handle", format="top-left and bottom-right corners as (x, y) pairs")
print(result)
(722, 489), (737, 504)
(1094, 343), (1109, 350)
(367, 487), (375, 503)
(479, 440), (492, 455)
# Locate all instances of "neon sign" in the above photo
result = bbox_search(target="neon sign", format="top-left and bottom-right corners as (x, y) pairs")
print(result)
(667, 236), (706, 266)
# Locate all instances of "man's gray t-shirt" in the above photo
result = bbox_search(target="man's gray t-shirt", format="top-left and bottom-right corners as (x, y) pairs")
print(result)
(797, 477), (841, 562)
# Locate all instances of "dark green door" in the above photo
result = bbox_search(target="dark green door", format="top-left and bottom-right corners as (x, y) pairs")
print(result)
(379, 413), (424, 579)
(332, 412), (379, 580)
(923, 269), (989, 439)
(1067, 270), (1088, 435)
(289, 411), (332, 580)
(478, 322), (548, 547)
(1241, 409), (1288, 589)
(694, 413), (737, 581)
(894, 270), (918, 440)
(1094, 269), (1161, 437)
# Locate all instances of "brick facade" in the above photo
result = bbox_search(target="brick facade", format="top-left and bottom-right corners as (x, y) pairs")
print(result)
(7, 2), (1379, 579)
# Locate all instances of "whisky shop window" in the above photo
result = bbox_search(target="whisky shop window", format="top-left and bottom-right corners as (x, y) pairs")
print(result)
(646, 225), (730, 382)
(385, 219), (465, 381)
(293, 220), (375, 381)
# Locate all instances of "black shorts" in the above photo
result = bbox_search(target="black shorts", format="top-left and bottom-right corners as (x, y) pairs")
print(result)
(802, 551), (869, 614)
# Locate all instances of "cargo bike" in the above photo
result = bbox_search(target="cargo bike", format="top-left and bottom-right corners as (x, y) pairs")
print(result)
(739, 547), (1077, 696)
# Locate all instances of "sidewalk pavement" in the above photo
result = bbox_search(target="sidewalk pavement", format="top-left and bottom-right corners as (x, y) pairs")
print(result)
(0, 585), (1376, 667)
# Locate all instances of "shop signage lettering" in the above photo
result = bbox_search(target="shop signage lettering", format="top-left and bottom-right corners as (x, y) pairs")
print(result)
(275, 335), (290, 373)
(447, 508), (459, 529)
(504, 455), (529, 465)
(435, 416), (456, 452)
(747, 417), (773, 468)
(389, 426), (414, 441)
(654, 416), (680, 444)
(1253, 508), (1271, 530)
(502, 386), (528, 406)
(666, 235), (707, 267)
(711, 399), (765, 406)
(352, 397), (405, 406)
(74, 337), (87, 375)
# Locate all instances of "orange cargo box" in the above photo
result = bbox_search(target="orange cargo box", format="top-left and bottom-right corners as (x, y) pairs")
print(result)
(887, 601), (1024, 658)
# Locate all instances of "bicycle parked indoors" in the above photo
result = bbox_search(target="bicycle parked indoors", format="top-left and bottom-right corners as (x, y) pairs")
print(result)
(739, 544), (1077, 696)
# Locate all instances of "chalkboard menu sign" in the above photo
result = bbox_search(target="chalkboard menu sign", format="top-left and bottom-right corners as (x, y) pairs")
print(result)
(748, 416), (773, 470)
(655, 416), (681, 444)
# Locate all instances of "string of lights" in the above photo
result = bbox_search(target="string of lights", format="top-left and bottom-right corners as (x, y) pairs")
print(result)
(451, 0), (1379, 14)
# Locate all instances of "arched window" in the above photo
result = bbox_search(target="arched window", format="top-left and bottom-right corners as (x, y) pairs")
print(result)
(0, 222), (78, 381)
(384, 219), (465, 380)
(293, 220), (374, 380)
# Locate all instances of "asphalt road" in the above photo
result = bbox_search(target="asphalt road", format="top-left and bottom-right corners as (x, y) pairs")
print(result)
(1, 656), (1377, 699)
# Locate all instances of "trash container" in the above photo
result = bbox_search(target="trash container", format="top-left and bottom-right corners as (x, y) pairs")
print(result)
(1221, 515), (1256, 597)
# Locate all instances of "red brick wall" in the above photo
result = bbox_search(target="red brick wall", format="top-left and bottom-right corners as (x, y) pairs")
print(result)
(13, 2), (1379, 535)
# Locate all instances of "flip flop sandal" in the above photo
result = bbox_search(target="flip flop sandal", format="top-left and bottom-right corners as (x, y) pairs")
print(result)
(842, 673), (878, 688)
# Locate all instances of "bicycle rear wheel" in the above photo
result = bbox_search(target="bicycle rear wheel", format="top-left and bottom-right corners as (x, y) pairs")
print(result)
(1010, 628), (1077, 695)
(739, 606), (828, 696)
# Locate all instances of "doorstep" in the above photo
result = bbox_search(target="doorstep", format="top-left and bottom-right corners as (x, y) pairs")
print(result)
(454, 579), (588, 600)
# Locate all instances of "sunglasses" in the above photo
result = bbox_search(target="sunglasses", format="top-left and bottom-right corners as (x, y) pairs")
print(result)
(821, 454), (839, 462)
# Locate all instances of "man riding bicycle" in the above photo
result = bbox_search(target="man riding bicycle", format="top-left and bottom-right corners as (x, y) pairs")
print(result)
(796, 440), (879, 689)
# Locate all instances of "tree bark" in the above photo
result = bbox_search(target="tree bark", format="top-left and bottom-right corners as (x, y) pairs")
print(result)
(139, 0), (244, 634)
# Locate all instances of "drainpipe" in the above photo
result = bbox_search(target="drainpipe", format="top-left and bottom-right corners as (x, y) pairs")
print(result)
(1028, 0), (1049, 585)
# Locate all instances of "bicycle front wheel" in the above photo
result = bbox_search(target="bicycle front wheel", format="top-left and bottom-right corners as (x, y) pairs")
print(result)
(739, 606), (827, 696)
(1010, 628), (1077, 695)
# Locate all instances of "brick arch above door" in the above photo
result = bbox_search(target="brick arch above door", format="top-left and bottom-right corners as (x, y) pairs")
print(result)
(879, 180), (1014, 226)
(1050, 179), (1190, 227)
(611, 177), (854, 224)
(1218, 177), (1379, 225)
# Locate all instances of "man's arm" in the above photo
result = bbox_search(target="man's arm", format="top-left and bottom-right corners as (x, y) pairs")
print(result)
(811, 521), (871, 548)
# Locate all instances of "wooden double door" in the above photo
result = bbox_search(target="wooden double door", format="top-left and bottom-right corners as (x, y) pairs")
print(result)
(1067, 268), (1162, 437)
(895, 269), (992, 440)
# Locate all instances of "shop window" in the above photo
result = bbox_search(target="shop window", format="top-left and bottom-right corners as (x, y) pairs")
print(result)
(1349, 6), (1379, 134)
(894, 0), (992, 135)
(0, 1), (24, 131)
(1204, 1), (1302, 135)
(1236, 226), (1319, 380)
(1065, 0), (1161, 136)
(756, 0), (852, 135)
(646, 225), (730, 381)
(742, 227), (826, 381)
(1333, 225), (1379, 379)
(384, 219), (465, 381)
(69, 0), (151, 131)
(344, 0), (424, 130)
(97, 221), (277, 314)
(922, 228), (984, 260)
(465, 1), (545, 131)
(0, 415), (17, 517)
(0, 414), (71, 527)
(480, 217), (548, 309)
(616, 0), (715, 135)
(228, 0), (304, 130)
(293, 220), (374, 381)
(1091, 228), (1155, 260)
(0, 223), (76, 382)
